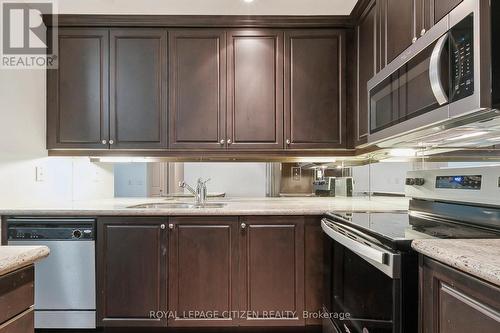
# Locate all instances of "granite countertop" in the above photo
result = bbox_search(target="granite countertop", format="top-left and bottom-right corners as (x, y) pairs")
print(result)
(0, 246), (50, 276)
(0, 196), (409, 216)
(412, 239), (500, 287)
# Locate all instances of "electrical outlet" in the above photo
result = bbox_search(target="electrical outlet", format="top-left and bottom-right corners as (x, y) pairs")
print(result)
(292, 167), (301, 181)
(35, 166), (45, 182)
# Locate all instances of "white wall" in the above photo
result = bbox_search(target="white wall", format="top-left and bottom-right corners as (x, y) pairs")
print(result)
(352, 162), (415, 194)
(183, 163), (267, 197)
(56, 0), (357, 15)
(114, 163), (148, 197)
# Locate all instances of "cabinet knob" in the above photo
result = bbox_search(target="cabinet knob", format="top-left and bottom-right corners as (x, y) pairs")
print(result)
(220, 139), (225, 145)
(412, 37), (418, 44)
(101, 140), (107, 145)
(169, 223), (174, 230)
(420, 28), (426, 36)
(160, 224), (166, 230)
(286, 139), (291, 145)
(109, 140), (114, 145)
(227, 139), (232, 145)
(241, 223), (246, 229)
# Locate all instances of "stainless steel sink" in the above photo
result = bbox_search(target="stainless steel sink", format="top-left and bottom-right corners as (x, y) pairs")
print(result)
(127, 202), (226, 209)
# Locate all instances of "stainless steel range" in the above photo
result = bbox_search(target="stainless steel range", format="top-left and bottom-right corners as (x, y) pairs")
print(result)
(322, 166), (500, 333)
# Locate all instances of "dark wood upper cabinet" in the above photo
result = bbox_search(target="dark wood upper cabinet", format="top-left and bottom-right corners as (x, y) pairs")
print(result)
(109, 29), (167, 149)
(239, 216), (305, 326)
(47, 29), (109, 149)
(420, 256), (500, 333)
(97, 217), (167, 327)
(356, 1), (377, 146)
(385, 0), (415, 64)
(168, 217), (239, 327)
(284, 30), (346, 149)
(168, 29), (227, 149)
(434, 0), (464, 23)
(227, 30), (284, 150)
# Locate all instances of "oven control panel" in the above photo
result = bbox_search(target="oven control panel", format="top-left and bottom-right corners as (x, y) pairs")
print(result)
(435, 175), (482, 190)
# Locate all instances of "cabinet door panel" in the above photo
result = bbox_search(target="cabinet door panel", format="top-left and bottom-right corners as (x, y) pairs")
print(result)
(97, 218), (167, 327)
(356, 2), (376, 145)
(110, 29), (167, 149)
(420, 257), (500, 333)
(169, 29), (226, 149)
(47, 29), (109, 149)
(239, 216), (305, 326)
(168, 217), (238, 327)
(285, 30), (346, 149)
(227, 30), (283, 149)
(435, 0), (464, 23)
(386, 0), (414, 63)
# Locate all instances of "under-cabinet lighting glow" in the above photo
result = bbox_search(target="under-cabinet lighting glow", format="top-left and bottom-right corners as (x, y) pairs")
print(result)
(445, 131), (488, 141)
(388, 148), (417, 157)
(243, 0), (254, 3)
(91, 157), (152, 163)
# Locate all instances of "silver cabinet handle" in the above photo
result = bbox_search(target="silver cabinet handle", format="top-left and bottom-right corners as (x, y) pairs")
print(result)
(412, 37), (418, 43)
(220, 139), (225, 145)
(169, 223), (174, 230)
(227, 139), (232, 145)
(102, 140), (107, 145)
(241, 223), (246, 229)
(160, 224), (166, 230)
(109, 140), (114, 145)
(286, 139), (291, 145)
(420, 28), (426, 36)
(429, 33), (449, 105)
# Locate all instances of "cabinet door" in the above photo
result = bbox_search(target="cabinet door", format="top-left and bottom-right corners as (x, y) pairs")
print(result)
(169, 29), (226, 149)
(415, 0), (433, 38)
(227, 30), (283, 150)
(97, 218), (167, 327)
(356, 1), (377, 146)
(284, 30), (346, 149)
(110, 29), (167, 149)
(239, 216), (305, 326)
(47, 29), (109, 149)
(386, 0), (415, 63)
(434, 0), (464, 23)
(168, 217), (239, 327)
(420, 256), (500, 333)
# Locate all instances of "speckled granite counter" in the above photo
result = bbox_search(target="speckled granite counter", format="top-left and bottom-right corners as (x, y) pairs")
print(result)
(412, 239), (500, 287)
(0, 196), (409, 216)
(0, 246), (50, 276)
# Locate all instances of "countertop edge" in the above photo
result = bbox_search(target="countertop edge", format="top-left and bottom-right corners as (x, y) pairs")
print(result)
(412, 239), (500, 288)
(0, 246), (50, 277)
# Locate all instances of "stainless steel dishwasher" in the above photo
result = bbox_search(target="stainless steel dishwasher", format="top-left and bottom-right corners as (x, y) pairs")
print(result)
(7, 217), (96, 329)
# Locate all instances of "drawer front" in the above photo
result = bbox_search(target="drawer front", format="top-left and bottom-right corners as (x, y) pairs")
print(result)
(0, 266), (34, 324)
(0, 308), (34, 333)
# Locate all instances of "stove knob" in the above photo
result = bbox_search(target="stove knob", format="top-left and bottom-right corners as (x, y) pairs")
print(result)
(405, 178), (415, 186)
(72, 229), (82, 239)
(415, 178), (425, 186)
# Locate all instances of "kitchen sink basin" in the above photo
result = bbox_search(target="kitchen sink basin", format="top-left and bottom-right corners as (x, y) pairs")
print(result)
(127, 202), (226, 209)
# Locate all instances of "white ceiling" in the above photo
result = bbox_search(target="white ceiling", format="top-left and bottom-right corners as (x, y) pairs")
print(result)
(57, 0), (358, 15)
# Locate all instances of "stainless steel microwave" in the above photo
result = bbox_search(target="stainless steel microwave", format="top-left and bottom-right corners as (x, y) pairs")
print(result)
(367, 0), (500, 147)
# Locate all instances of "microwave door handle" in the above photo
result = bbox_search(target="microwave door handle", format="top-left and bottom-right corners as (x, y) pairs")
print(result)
(429, 34), (449, 105)
(321, 219), (388, 265)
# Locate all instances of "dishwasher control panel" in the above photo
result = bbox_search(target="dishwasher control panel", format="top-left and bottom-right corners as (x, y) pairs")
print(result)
(6, 219), (95, 240)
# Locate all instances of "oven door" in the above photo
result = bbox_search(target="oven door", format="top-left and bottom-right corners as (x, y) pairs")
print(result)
(321, 219), (402, 333)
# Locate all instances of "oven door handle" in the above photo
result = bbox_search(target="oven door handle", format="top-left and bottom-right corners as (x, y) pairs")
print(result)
(321, 219), (388, 265)
(429, 33), (449, 105)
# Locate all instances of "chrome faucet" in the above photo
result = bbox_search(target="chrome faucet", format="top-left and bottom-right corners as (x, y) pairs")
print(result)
(179, 178), (211, 206)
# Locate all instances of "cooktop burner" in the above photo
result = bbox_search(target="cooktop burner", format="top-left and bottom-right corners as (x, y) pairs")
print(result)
(324, 210), (500, 251)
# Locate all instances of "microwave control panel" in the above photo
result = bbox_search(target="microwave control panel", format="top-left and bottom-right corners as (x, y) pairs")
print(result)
(450, 14), (474, 102)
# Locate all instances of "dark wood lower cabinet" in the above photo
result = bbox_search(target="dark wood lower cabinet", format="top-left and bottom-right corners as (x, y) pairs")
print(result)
(97, 217), (168, 327)
(0, 266), (34, 333)
(239, 216), (305, 326)
(96, 215), (322, 329)
(420, 256), (500, 333)
(168, 217), (239, 327)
